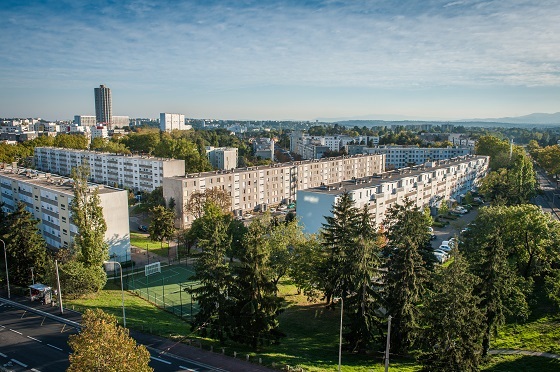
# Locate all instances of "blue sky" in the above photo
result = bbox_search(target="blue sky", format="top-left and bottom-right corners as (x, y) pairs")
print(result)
(1, 0), (560, 121)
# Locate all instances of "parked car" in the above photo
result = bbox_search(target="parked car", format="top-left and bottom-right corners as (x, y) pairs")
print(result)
(427, 227), (434, 233)
(138, 225), (148, 232)
(438, 241), (451, 252)
(433, 251), (448, 263)
(278, 205), (288, 210)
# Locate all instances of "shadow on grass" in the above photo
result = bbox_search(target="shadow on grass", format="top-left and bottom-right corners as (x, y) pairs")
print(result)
(484, 355), (560, 372)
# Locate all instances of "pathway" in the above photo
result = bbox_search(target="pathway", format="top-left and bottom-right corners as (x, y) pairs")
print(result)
(489, 349), (560, 359)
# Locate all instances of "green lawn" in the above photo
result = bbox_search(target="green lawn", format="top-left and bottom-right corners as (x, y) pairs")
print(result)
(483, 354), (560, 371)
(493, 315), (560, 354)
(129, 232), (170, 257)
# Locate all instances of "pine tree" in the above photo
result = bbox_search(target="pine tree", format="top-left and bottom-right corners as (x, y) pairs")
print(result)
(420, 250), (485, 372)
(190, 202), (233, 344)
(148, 205), (176, 249)
(320, 191), (360, 303)
(4, 203), (51, 285)
(68, 309), (152, 372)
(383, 199), (429, 354)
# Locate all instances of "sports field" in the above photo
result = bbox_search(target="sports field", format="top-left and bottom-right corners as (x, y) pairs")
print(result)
(125, 263), (200, 320)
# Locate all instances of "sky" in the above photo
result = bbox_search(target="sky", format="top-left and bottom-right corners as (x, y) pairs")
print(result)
(1, 0), (560, 122)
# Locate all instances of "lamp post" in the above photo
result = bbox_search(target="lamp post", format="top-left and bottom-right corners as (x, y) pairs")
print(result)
(104, 260), (126, 328)
(334, 297), (344, 372)
(1, 239), (9, 299)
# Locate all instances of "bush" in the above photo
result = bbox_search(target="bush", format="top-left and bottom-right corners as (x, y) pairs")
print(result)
(58, 261), (107, 297)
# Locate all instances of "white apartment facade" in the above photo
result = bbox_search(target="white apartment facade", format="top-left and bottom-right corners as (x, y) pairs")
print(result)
(34, 147), (185, 192)
(364, 146), (472, 170)
(163, 154), (385, 227)
(206, 147), (239, 170)
(0, 165), (131, 261)
(74, 115), (97, 126)
(290, 131), (381, 159)
(297, 155), (489, 233)
(253, 138), (275, 160)
(160, 113), (190, 132)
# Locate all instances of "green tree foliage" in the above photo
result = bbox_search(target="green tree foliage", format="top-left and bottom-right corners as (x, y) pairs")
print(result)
(4, 203), (51, 285)
(53, 133), (89, 150)
(68, 309), (152, 372)
(191, 202), (233, 344)
(185, 187), (232, 220)
(230, 217), (284, 348)
(533, 144), (560, 176)
(267, 216), (306, 289)
(320, 191), (360, 303)
(420, 250), (484, 372)
(289, 237), (325, 301)
(383, 199), (430, 354)
(90, 137), (131, 154)
(475, 135), (512, 170)
(148, 205), (176, 248)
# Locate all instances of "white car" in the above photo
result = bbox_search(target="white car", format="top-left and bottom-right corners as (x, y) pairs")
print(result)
(438, 241), (451, 252)
(433, 251), (448, 263)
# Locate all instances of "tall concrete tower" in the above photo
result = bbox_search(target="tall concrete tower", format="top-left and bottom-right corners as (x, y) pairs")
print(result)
(94, 84), (112, 128)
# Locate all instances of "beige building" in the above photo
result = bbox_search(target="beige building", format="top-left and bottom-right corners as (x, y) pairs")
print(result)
(34, 147), (185, 192)
(297, 155), (489, 233)
(164, 154), (385, 227)
(0, 165), (130, 261)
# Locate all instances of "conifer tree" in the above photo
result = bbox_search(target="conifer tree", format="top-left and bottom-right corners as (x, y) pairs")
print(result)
(420, 250), (484, 372)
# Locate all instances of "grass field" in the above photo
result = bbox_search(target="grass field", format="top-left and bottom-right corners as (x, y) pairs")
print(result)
(129, 232), (170, 257)
(125, 263), (200, 319)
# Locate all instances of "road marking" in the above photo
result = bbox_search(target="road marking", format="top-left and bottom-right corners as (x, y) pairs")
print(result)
(27, 335), (42, 342)
(150, 356), (171, 365)
(47, 344), (63, 351)
(9, 329), (22, 335)
(31, 369), (41, 372)
(0, 352), (7, 357)
(11, 359), (27, 367)
(179, 366), (197, 371)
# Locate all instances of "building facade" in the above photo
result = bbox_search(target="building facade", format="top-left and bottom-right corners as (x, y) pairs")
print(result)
(73, 115), (97, 126)
(206, 147), (239, 170)
(34, 147), (185, 192)
(94, 85), (112, 126)
(364, 146), (472, 170)
(296, 155), (489, 233)
(0, 165), (130, 261)
(290, 131), (381, 159)
(253, 138), (275, 160)
(163, 153), (385, 227)
(160, 113), (189, 132)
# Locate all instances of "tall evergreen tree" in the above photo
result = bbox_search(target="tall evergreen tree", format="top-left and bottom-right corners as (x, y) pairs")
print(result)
(320, 191), (360, 303)
(148, 205), (176, 249)
(420, 250), (485, 372)
(190, 202), (233, 344)
(383, 199), (429, 354)
(4, 203), (51, 285)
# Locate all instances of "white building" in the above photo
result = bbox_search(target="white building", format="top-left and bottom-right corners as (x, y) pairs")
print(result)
(0, 165), (131, 261)
(111, 116), (130, 128)
(290, 131), (381, 159)
(163, 153), (385, 227)
(364, 146), (472, 170)
(73, 115), (97, 126)
(206, 147), (239, 170)
(34, 147), (185, 192)
(160, 113), (191, 132)
(90, 125), (109, 140)
(253, 138), (275, 160)
(297, 155), (489, 234)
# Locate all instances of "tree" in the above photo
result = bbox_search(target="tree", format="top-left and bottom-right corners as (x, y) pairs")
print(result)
(68, 309), (152, 372)
(420, 250), (485, 372)
(53, 133), (89, 150)
(148, 205), (176, 249)
(190, 202), (233, 344)
(185, 187), (232, 220)
(383, 199), (430, 354)
(71, 165), (108, 267)
(320, 191), (360, 304)
(4, 203), (51, 286)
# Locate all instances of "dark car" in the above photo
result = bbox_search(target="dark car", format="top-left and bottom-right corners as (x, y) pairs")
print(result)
(138, 225), (148, 232)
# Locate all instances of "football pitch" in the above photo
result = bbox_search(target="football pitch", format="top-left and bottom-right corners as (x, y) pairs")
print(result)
(125, 263), (200, 319)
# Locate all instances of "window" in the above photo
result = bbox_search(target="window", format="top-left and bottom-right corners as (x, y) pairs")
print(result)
(63, 229), (68, 235)
(62, 217), (66, 223)
(61, 204), (66, 210)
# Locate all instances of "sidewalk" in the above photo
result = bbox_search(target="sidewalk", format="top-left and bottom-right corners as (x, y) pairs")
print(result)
(0, 291), (277, 372)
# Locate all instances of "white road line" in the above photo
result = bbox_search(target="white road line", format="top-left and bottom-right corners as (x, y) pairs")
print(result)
(179, 366), (197, 371)
(150, 356), (172, 365)
(9, 329), (22, 335)
(27, 335), (42, 342)
(31, 369), (42, 372)
(47, 343), (63, 351)
(0, 352), (7, 357)
(11, 359), (28, 368)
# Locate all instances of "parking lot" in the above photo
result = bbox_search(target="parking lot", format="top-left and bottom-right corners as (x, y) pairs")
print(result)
(431, 206), (479, 251)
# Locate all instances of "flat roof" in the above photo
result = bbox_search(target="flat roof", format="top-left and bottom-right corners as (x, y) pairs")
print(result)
(35, 147), (183, 162)
(301, 155), (487, 195)
(0, 167), (124, 196)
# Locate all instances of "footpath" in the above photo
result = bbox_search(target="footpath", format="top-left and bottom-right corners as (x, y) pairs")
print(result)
(1, 292), (276, 372)
(489, 349), (560, 359)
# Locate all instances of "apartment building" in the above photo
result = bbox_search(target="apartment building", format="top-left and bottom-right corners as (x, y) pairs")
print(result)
(206, 146), (238, 170)
(34, 147), (185, 192)
(290, 131), (381, 159)
(163, 153), (385, 227)
(297, 155), (489, 233)
(364, 146), (472, 170)
(253, 138), (275, 160)
(0, 165), (130, 261)
(73, 115), (97, 126)
(160, 113), (191, 132)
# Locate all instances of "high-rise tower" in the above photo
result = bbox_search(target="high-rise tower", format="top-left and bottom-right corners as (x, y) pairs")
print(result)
(94, 84), (112, 127)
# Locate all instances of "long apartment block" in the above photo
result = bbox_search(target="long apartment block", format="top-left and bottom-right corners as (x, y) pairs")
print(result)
(163, 153), (386, 227)
(34, 147), (185, 192)
(0, 165), (131, 261)
(296, 155), (489, 233)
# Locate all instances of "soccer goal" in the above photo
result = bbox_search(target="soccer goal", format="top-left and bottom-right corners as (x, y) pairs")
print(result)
(145, 262), (162, 276)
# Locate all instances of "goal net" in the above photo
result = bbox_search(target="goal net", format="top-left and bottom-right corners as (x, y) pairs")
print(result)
(145, 262), (161, 276)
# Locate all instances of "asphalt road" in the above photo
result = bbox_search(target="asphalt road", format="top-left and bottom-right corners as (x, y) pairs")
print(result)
(0, 302), (225, 372)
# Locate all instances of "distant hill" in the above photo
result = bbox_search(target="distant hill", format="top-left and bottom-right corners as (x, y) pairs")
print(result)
(463, 112), (560, 125)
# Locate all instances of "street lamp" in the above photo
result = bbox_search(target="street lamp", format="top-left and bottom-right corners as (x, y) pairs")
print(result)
(333, 297), (344, 372)
(1, 239), (9, 299)
(104, 260), (126, 328)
